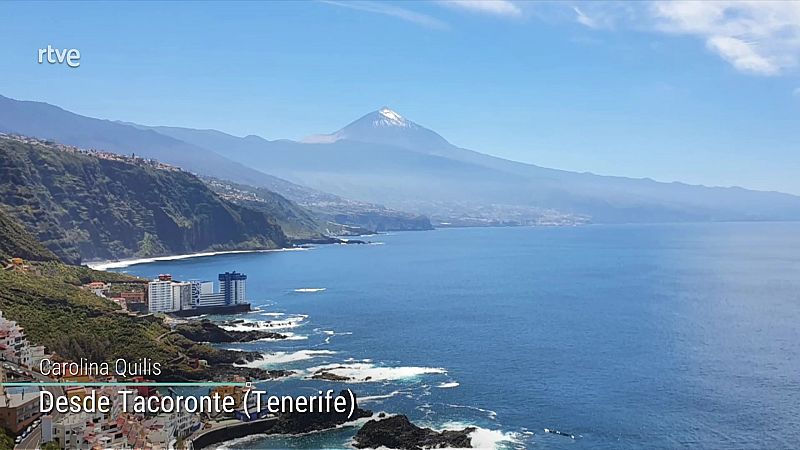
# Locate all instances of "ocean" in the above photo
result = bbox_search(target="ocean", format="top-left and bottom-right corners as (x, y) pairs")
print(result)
(112, 224), (800, 449)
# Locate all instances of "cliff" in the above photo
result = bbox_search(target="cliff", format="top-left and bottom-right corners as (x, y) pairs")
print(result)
(0, 135), (290, 264)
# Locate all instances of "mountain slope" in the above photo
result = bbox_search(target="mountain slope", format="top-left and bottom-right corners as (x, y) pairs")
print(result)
(0, 135), (290, 263)
(0, 207), (59, 262)
(167, 107), (800, 224)
(4, 95), (798, 224)
(0, 95), (433, 232)
(0, 95), (329, 199)
(121, 125), (434, 231)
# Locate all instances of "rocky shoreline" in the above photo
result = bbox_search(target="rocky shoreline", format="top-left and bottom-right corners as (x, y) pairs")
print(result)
(178, 308), (475, 449)
(175, 319), (287, 342)
(156, 319), (293, 382)
(192, 390), (373, 449)
(191, 392), (474, 450)
(354, 415), (474, 450)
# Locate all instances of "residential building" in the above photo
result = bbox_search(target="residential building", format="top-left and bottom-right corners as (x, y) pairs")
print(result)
(120, 291), (145, 303)
(219, 271), (247, 305)
(0, 311), (43, 367)
(84, 281), (109, 297)
(147, 279), (174, 313)
(0, 387), (41, 434)
(172, 281), (192, 311)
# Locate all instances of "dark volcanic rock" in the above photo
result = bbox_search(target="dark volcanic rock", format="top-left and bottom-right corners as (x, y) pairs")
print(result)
(310, 367), (351, 381)
(269, 390), (372, 435)
(175, 320), (286, 343)
(354, 415), (474, 450)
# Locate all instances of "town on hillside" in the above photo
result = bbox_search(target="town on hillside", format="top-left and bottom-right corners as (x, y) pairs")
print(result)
(1, 256), (260, 448)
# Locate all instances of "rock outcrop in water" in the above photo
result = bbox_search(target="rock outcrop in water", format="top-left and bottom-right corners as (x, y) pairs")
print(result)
(353, 415), (474, 450)
(175, 320), (286, 343)
(269, 389), (372, 434)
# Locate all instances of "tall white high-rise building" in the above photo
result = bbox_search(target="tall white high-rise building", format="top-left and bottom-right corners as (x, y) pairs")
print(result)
(148, 276), (174, 313)
(219, 272), (247, 305)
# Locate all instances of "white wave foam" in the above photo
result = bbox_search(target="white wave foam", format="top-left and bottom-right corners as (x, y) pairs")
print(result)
(470, 427), (521, 449)
(87, 247), (308, 270)
(438, 381), (460, 389)
(282, 332), (309, 341)
(219, 315), (308, 332)
(237, 350), (337, 367)
(255, 331), (308, 341)
(306, 362), (446, 382)
(437, 421), (521, 449)
(261, 312), (284, 317)
(294, 288), (326, 293)
(359, 390), (404, 403)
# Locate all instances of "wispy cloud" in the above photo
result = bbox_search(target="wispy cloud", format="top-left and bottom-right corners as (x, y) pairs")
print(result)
(438, 0), (522, 19)
(571, 1), (800, 76)
(573, 6), (598, 29)
(794, 87), (800, 98)
(322, 1), (449, 30)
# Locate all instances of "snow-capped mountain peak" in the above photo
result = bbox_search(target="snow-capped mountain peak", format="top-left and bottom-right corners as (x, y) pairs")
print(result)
(374, 107), (411, 128)
(303, 106), (450, 150)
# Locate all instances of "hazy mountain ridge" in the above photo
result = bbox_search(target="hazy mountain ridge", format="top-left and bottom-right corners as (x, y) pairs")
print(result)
(0, 95), (433, 232)
(2, 95), (799, 225)
(147, 108), (800, 224)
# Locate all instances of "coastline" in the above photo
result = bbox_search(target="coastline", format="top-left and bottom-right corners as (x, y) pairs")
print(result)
(101, 233), (517, 450)
(87, 247), (309, 271)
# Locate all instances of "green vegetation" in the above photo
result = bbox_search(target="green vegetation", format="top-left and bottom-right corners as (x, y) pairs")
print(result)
(40, 442), (60, 450)
(0, 136), (289, 264)
(0, 261), (241, 379)
(0, 137), (279, 383)
(0, 208), (58, 262)
(0, 429), (13, 450)
(0, 265), (171, 362)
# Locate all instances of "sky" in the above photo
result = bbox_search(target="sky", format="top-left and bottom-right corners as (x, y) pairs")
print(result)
(1, 1), (799, 194)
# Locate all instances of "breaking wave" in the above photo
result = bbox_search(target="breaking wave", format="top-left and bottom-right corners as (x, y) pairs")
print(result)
(306, 362), (446, 382)
(294, 287), (326, 293)
(219, 315), (308, 332)
(437, 421), (523, 450)
(237, 350), (337, 367)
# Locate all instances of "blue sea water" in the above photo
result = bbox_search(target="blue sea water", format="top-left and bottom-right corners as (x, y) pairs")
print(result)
(114, 224), (800, 449)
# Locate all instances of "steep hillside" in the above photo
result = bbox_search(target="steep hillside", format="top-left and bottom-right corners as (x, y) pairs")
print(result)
(202, 177), (341, 239)
(0, 208), (59, 262)
(0, 95), (433, 232)
(0, 135), (289, 264)
(0, 261), (271, 381)
(203, 177), (431, 233)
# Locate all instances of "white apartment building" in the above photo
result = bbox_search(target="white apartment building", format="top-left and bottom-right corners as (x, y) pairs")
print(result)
(147, 280), (174, 313)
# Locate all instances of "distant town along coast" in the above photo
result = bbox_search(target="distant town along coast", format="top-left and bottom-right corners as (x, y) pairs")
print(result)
(146, 271), (252, 317)
(81, 269), (253, 317)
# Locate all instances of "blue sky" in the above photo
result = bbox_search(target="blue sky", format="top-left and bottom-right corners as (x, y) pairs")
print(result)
(1, 1), (799, 194)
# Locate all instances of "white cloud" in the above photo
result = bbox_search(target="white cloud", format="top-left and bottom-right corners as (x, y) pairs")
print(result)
(573, 6), (598, 29)
(705, 36), (779, 75)
(439, 0), (522, 18)
(322, 1), (449, 30)
(570, 1), (800, 76)
(649, 1), (800, 75)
